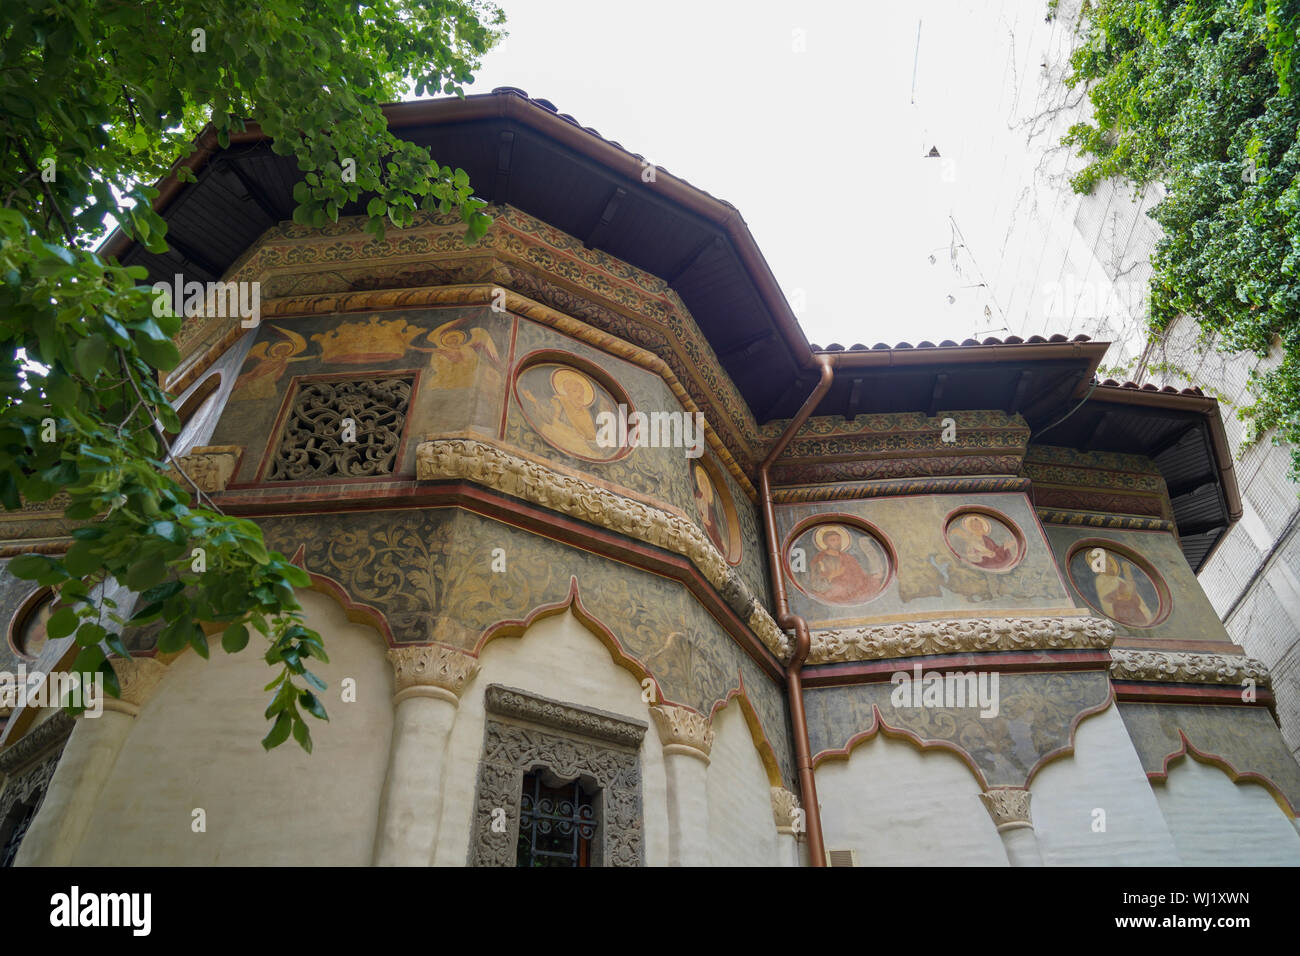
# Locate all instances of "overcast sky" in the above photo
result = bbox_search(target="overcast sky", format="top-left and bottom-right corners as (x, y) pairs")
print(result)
(466, 0), (1085, 349)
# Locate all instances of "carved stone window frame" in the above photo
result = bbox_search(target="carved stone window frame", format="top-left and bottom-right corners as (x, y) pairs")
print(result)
(468, 684), (648, 867)
(0, 711), (74, 865)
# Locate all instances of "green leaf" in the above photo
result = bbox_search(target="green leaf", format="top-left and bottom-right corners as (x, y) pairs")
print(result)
(261, 712), (292, 751)
(74, 334), (108, 379)
(75, 621), (107, 647)
(72, 645), (106, 674)
(46, 605), (79, 639)
(124, 552), (168, 591)
(299, 690), (328, 721)
(99, 658), (122, 699)
(63, 541), (101, 577)
(222, 621), (249, 653)
(156, 618), (191, 655)
(105, 632), (131, 659)
(140, 579), (186, 604)
(128, 600), (165, 624)
(8, 553), (59, 580)
(292, 717), (313, 754)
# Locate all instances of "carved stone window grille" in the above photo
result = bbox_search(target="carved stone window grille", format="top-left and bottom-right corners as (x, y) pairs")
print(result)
(469, 685), (647, 867)
(267, 376), (413, 481)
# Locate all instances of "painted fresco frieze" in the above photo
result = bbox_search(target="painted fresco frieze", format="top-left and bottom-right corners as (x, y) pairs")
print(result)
(777, 494), (1074, 628)
(806, 671), (1113, 789)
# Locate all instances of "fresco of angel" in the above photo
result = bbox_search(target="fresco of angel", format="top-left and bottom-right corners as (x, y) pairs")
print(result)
(421, 318), (502, 390)
(231, 325), (313, 401)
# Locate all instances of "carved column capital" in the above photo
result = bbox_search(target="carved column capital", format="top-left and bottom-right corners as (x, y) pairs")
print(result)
(387, 644), (480, 704)
(980, 788), (1034, 832)
(770, 786), (802, 834)
(98, 656), (169, 717)
(649, 703), (714, 763)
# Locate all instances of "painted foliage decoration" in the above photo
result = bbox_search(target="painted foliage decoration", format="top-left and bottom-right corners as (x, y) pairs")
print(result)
(788, 522), (890, 607)
(944, 511), (1023, 573)
(1069, 544), (1165, 628)
(516, 362), (623, 462)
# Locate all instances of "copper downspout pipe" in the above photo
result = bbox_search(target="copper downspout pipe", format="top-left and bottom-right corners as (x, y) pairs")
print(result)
(759, 354), (835, 867)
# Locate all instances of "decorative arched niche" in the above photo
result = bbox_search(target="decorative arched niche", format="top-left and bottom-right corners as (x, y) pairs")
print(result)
(7, 588), (54, 663)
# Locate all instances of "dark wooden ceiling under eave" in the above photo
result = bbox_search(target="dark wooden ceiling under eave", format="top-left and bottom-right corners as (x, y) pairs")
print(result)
(1027, 382), (1242, 572)
(106, 90), (810, 419)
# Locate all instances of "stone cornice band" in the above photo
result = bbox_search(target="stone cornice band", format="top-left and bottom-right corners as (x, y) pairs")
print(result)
(1109, 648), (1271, 688)
(415, 438), (789, 659)
(808, 616), (1116, 664)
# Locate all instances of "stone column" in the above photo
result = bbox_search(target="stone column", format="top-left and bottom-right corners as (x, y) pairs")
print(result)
(770, 786), (804, 867)
(649, 703), (714, 867)
(980, 788), (1043, 867)
(16, 656), (168, 866)
(372, 644), (479, 866)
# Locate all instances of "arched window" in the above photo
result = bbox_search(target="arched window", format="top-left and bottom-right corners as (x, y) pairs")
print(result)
(8, 588), (53, 662)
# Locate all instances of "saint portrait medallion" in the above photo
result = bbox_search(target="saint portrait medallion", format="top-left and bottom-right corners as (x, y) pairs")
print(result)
(944, 510), (1024, 573)
(786, 521), (892, 607)
(515, 361), (625, 462)
(1068, 543), (1168, 628)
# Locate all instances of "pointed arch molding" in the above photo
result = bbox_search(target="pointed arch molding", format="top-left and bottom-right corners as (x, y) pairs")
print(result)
(709, 681), (785, 788)
(474, 579), (792, 786)
(287, 545), (395, 644)
(806, 670), (1115, 791)
(1118, 702), (1300, 817)
(474, 576), (658, 697)
(249, 511), (798, 787)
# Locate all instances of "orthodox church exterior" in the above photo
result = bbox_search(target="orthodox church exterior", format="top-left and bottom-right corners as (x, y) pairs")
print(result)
(1, 89), (1298, 866)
